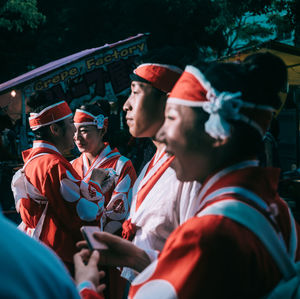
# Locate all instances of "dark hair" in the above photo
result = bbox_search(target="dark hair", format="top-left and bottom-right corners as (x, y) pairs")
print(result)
(203, 52), (287, 157)
(242, 52), (287, 110)
(79, 100), (110, 118)
(27, 92), (66, 140)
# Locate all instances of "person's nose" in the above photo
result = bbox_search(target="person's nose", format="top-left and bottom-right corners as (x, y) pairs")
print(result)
(155, 122), (167, 144)
(123, 95), (132, 112)
(74, 130), (80, 140)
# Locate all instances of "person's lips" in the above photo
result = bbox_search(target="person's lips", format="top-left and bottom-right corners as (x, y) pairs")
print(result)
(76, 142), (86, 148)
(126, 117), (133, 125)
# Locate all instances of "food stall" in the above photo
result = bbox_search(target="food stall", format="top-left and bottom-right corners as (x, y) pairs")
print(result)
(0, 33), (148, 220)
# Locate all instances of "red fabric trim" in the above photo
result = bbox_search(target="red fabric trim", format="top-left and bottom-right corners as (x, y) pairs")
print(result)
(122, 218), (137, 241)
(29, 101), (71, 129)
(135, 154), (174, 212)
(74, 110), (95, 123)
(169, 70), (208, 103)
(134, 64), (182, 93)
(80, 288), (105, 299)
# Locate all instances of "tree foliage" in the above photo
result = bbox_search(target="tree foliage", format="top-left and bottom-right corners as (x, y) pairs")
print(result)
(0, 0), (45, 32)
(0, 0), (298, 82)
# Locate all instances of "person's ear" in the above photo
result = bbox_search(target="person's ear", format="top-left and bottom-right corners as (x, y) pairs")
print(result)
(100, 127), (107, 137)
(212, 137), (229, 148)
(49, 123), (61, 137)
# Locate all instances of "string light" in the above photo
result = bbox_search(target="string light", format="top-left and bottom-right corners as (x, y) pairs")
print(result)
(10, 90), (16, 97)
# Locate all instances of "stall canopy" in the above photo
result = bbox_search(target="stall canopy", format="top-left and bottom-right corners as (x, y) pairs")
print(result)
(0, 33), (148, 151)
(222, 40), (300, 85)
(0, 33), (148, 112)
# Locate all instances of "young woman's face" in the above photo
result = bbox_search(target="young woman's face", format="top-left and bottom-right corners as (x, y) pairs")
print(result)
(156, 103), (213, 182)
(74, 124), (104, 155)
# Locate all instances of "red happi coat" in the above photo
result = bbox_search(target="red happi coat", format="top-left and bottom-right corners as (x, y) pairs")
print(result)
(72, 143), (137, 234)
(16, 141), (105, 264)
(129, 160), (300, 299)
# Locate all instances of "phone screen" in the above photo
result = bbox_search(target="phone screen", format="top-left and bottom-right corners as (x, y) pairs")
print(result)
(80, 226), (109, 251)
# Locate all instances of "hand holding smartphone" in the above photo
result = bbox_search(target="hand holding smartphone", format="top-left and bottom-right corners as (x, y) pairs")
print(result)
(80, 226), (109, 251)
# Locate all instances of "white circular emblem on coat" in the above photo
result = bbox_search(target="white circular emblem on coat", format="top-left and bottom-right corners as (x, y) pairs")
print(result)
(133, 279), (177, 299)
(60, 178), (80, 202)
(132, 260), (158, 285)
(115, 174), (131, 193)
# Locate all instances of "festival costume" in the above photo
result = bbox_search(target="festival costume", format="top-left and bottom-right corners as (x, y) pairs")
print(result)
(128, 63), (299, 298)
(129, 161), (300, 298)
(72, 143), (136, 234)
(73, 108), (136, 299)
(121, 149), (201, 282)
(11, 140), (105, 265)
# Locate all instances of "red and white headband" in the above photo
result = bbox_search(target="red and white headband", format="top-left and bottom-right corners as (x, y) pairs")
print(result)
(29, 101), (72, 131)
(74, 109), (108, 129)
(168, 65), (275, 140)
(133, 63), (183, 93)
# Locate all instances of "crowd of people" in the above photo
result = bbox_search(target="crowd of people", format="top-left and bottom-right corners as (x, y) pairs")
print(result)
(4, 50), (300, 298)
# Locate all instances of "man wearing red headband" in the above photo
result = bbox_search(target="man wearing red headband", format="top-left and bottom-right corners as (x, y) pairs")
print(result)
(121, 62), (201, 281)
(75, 54), (300, 298)
(11, 93), (106, 273)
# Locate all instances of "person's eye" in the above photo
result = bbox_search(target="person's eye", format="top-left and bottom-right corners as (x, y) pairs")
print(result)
(166, 114), (175, 120)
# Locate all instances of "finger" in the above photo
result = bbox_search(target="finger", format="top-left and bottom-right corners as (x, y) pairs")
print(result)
(99, 270), (106, 280)
(96, 284), (106, 294)
(78, 248), (91, 259)
(93, 231), (121, 246)
(88, 250), (100, 267)
(73, 252), (84, 266)
(76, 240), (88, 249)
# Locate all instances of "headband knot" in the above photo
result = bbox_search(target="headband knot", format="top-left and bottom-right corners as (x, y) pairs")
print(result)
(167, 65), (275, 140)
(74, 109), (108, 129)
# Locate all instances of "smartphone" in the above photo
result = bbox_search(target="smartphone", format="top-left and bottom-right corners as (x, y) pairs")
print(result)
(80, 226), (109, 251)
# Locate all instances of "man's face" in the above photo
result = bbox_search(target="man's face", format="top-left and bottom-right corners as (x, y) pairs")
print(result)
(123, 81), (166, 138)
(156, 103), (213, 182)
(59, 116), (76, 152)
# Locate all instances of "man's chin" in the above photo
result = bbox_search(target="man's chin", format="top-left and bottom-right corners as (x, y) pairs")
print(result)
(171, 162), (193, 182)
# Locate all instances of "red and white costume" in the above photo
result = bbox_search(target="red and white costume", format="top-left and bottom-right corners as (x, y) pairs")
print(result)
(121, 63), (201, 281)
(121, 149), (201, 281)
(12, 140), (105, 265)
(129, 161), (300, 298)
(11, 101), (105, 266)
(128, 65), (300, 298)
(71, 143), (136, 234)
(72, 108), (137, 234)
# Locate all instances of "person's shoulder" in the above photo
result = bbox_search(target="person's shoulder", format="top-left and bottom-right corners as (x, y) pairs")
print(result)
(172, 213), (245, 243)
(0, 215), (80, 298)
(70, 155), (82, 168)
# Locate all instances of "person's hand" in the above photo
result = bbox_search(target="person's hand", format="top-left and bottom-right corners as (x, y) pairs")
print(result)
(74, 249), (106, 294)
(101, 169), (117, 193)
(90, 169), (109, 186)
(77, 232), (151, 273)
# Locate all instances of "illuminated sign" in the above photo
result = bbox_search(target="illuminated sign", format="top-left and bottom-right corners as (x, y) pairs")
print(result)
(23, 36), (148, 108)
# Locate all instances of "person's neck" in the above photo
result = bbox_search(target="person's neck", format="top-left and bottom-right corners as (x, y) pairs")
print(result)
(45, 138), (64, 154)
(85, 143), (106, 166)
(152, 140), (165, 154)
(201, 154), (257, 184)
